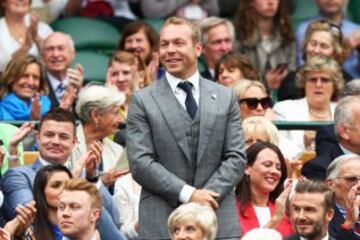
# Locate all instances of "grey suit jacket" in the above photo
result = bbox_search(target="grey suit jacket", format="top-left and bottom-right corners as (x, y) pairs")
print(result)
(127, 76), (247, 239)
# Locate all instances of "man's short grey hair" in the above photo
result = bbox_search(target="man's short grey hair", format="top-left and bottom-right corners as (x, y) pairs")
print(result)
(199, 16), (235, 45)
(326, 155), (360, 179)
(42, 32), (75, 53)
(242, 228), (282, 240)
(75, 84), (125, 123)
(334, 96), (360, 138)
(343, 80), (360, 97)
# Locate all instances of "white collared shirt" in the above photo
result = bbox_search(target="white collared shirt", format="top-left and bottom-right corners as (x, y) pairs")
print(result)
(38, 156), (71, 169)
(47, 72), (69, 101)
(165, 71), (200, 110)
(300, 232), (329, 240)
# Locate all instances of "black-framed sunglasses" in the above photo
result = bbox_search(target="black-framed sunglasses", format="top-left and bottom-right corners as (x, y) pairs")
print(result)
(337, 175), (360, 185)
(239, 97), (272, 110)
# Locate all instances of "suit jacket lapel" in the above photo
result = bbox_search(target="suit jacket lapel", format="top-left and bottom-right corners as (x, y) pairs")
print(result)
(151, 78), (191, 162)
(197, 79), (217, 162)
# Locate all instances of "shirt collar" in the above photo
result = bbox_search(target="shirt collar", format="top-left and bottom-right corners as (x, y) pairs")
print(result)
(339, 143), (358, 155)
(300, 232), (329, 240)
(166, 71), (200, 93)
(39, 156), (71, 169)
(47, 72), (69, 90)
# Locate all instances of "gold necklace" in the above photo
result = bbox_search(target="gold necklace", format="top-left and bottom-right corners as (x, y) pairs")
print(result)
(309, 108), (331, 120)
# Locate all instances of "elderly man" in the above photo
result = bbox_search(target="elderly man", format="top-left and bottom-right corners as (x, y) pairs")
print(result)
(58, 178), (102, 240)
(42, 32), (84, 108)
(326, 155), (360, 240)
(296, 0), (360, 78)
(199, 16), (235, 80)
(286, 180), (336, 240)
(127, 16), (246, 239)
(302, 95), (360, 179)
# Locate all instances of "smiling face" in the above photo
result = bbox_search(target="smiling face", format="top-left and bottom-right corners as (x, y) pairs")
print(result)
(290, 192), (333, 239)
(124, 29), (152, 63)
(11, 63), (40, 99)
(37, 120), (76, 164)
(306, 31), (335, 59)
(246, 148), (282, 195)
(95, 104), (122, 137)
(110, 61), (136, 96)
(159, 23), (202, 79)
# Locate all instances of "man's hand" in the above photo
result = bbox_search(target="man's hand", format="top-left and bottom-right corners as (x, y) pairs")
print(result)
(190, 189), (219, 209)
(8, 122), (35, 155)
(59, 86), (77, 110)
(67, 64), (84, 90)
(101, 168), (130, 187)
(344, 183), (360, 227)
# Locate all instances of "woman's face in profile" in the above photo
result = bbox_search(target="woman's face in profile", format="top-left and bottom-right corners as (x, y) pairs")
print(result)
(45, 171), (71, 209)
(11, 63), (40, 99)
(171, 220), (204, 240)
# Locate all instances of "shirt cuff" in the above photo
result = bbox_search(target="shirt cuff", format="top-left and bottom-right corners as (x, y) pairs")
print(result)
(179, 184), (196, 203)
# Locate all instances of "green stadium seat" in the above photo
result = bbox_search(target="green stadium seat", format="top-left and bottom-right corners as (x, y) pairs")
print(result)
(72, 51), (110, 83)
(348, 0), (360, 24)
(51, 17), (121, 54)
(291, 0), (319, 29)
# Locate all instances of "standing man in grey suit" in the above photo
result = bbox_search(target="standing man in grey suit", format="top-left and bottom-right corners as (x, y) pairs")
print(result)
(127, 16), (246, 239)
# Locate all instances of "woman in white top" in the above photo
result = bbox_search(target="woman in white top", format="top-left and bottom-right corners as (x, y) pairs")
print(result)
(273, 56), (344, 150)
(0, 0), (52, 72)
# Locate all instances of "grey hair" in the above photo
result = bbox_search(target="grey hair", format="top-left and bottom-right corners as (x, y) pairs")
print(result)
(326, 155), (360, 179)
(334, 96), (360, 137)
(168, 202), (217, 240)
(242, 228), (282, 240)
(199, 16), (235, 46)
(75, 84), (125, 123)
(343, 79), (360, 97)
(42, 32), (75, 53)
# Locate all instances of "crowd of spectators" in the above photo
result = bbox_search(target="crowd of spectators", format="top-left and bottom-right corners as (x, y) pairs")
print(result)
(0, 0), (359, 239)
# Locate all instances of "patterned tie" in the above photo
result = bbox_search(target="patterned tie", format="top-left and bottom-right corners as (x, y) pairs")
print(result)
(177, 81), (198, 119)
(56, 83), (66, 100)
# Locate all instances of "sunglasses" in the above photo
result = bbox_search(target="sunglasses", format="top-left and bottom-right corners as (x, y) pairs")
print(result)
(337, 175), (360, 185)
(318, 20), (343, 42)
(239, 97), (272, 110)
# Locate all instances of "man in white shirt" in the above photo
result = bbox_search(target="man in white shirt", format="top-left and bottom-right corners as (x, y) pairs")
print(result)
(286, 180), (336, 240)
(127, 16), (246, 239)
(42, 32), (84, 108)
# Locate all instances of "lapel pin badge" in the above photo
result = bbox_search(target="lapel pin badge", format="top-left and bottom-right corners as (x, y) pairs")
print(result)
(211, 94), (217, 100)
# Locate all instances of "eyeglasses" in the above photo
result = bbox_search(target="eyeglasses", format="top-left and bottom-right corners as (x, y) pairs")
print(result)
(337, 175), (360, 185)
(306, 76), (332, 84)
(239, 97), (272, 110)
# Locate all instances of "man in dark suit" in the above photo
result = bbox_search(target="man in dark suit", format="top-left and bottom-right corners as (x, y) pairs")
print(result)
(198, 17), (235, 81)
(302, 96), (360, 179)
(1, 108), (125, 239)
(127, 17), (246, 239)
(326, 155), (360, 240)
(42, 32), (84, 108)
(286, 180), (337, 240)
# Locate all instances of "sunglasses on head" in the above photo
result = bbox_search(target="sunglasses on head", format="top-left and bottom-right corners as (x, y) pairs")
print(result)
(239, 97), (272, 110)
(318, 20), (343, 42)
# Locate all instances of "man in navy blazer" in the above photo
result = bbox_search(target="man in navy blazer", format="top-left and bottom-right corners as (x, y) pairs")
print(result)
(285, 180), (337, 240)
(303, 96), (360, 180)
(1, 108), (125, 239)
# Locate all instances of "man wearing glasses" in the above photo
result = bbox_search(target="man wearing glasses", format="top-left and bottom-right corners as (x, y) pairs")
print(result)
(326, 155), (360, 240)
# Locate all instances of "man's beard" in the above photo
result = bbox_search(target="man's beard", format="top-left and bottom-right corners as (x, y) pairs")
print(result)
(296, 220), (324, 239)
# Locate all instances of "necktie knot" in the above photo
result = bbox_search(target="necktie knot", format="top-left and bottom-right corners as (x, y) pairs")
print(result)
(177, 81), (193, 94)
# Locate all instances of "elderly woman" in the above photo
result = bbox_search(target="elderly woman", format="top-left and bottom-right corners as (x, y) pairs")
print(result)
(215, 51), (260, 87)
(234, 80), (273, 120)
(235, 142), (293, 237)
(274, 56), (344, 150)
(0, 0), (52, 72)
(0, 54), (51, 120)
(279, 20), (351, 101)
(168, 202), (217, 240)
(72, 84), (127, 187)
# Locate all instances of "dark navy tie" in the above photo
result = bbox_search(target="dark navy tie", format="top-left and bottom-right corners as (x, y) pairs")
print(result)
(178, 81), (198, 119)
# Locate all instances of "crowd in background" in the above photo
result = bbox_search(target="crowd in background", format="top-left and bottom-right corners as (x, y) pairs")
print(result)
(0, 0), (359, 239)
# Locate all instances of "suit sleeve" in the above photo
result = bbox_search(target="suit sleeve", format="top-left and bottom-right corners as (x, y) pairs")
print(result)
(2, 168), (34, 219)
(203, 91), (247, 201)
(126, 92), (187, 207)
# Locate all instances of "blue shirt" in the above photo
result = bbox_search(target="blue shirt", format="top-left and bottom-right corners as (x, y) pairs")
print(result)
(0, 92), (51, 120)
(296, 15), (360, 78)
